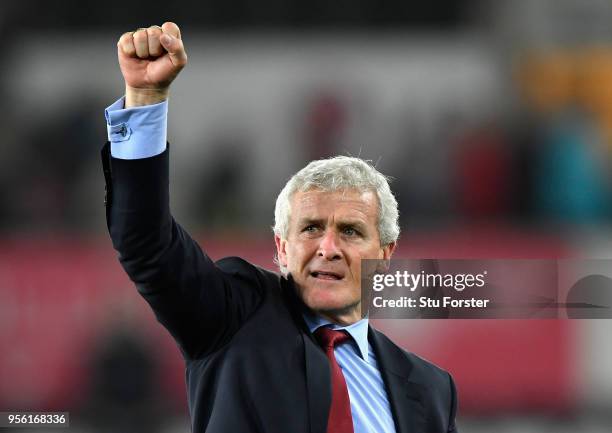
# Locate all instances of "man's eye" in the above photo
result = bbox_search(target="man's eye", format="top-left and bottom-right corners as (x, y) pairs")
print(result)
(343, 227), (357, 236)
(303, 225), (317, 233)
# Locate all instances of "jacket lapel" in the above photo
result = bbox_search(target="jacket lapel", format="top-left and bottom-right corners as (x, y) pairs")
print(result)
(369, 326), (427, 433)
(282, 275), (331, 433)
(303, 332), (332, 433)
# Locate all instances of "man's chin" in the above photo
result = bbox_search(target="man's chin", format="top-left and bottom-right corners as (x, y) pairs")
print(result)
(293, 279), (363, 322)
(304, 296), (362, 323)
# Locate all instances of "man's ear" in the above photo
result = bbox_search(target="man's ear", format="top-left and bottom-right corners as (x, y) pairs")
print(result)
(373, 242), (396, 273)
(274, 234), (288, 268)
(382, 241), (396, 261)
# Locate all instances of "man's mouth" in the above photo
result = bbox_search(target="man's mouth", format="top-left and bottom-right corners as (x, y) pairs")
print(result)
(310, 271), (343, 280)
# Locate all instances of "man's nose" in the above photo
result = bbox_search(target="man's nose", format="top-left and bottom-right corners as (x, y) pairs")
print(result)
(317, 230), (342, 260)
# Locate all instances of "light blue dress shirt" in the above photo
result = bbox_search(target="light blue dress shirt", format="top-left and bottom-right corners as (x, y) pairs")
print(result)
(104, 97), (397, 432)
(302, 313), (397, 433)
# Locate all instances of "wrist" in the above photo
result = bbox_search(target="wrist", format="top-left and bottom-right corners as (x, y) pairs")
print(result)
(125, 86), (169, 107)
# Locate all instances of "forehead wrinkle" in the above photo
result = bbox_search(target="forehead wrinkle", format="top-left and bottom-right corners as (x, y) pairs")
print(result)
(292, 190), (377, 227)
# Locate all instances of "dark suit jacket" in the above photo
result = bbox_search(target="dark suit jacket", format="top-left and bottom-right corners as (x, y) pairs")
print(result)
(102, 143), (458, 433)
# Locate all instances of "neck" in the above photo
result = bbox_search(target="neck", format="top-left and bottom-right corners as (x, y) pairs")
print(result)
(315, 305), (363, 326)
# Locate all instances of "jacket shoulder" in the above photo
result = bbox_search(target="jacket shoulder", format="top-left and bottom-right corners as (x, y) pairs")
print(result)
(215, 256), (283, 294)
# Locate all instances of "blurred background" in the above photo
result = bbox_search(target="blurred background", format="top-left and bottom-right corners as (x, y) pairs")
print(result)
(1, 0), (612, 431)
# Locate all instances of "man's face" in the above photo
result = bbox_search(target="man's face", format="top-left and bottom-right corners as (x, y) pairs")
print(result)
(275, 188), (395, 325)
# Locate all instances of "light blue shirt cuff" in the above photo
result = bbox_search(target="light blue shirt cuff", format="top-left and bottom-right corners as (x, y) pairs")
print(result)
(105, 96), (168, 159)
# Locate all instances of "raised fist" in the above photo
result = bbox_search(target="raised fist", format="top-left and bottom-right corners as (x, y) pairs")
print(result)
(117, 22), (188, 106)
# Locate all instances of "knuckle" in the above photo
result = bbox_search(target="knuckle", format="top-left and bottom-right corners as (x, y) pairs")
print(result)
(147, 26), (161, 35)
(133, 29), (147, 40)
(120, 42), (135, 54)
(118, 32), (131, 46)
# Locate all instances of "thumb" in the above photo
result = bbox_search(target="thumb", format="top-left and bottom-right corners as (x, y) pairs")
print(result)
(160, 33), (188, 67)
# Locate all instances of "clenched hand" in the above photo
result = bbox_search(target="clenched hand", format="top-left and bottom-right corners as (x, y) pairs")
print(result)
(117, 22), (188, 107)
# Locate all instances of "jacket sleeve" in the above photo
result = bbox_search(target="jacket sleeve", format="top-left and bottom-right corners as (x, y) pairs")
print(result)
(102, 142), (264, 359)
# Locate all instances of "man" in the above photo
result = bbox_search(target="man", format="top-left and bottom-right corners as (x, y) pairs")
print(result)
(103, 22), (458, 433)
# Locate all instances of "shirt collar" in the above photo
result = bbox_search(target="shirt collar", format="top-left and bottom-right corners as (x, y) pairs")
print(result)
(302, 311), (370, 362)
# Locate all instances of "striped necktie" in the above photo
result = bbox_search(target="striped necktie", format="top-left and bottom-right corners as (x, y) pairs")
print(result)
(315, 327), (355, 433)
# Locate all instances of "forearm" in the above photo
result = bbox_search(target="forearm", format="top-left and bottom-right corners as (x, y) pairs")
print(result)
(103, 96), (174, 282)
(106, 147), (173, 283)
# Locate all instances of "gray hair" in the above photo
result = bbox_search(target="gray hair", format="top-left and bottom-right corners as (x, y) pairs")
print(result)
(273, 155), (400, 248)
